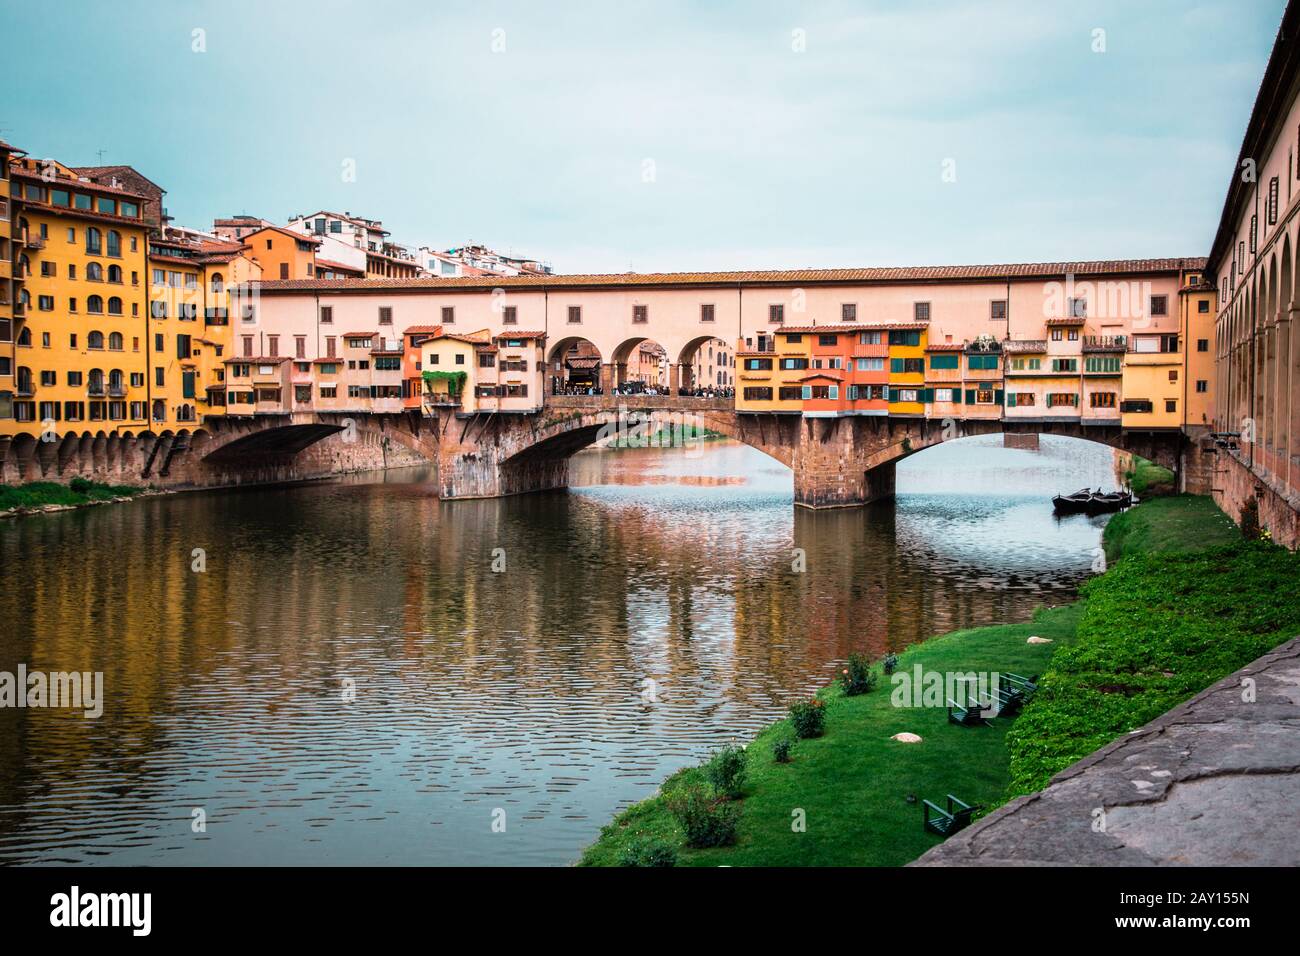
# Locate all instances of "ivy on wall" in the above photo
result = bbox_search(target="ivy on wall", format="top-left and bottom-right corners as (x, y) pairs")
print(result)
(422, 370), (468, 396)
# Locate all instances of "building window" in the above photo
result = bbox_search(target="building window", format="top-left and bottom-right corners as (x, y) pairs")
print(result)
(567, 306), (582, 324)
(1068, 297), (1087, 318)
(320, 306), (333, 324)
(1149, 295), (1168, 317)
(632, 305), (648, 324)
(1249, 216), (1257, 253)
(1197, 338), (1209, 352)
(379, 306), (393, 325)
(1165, 399), (1177, 413)
(503, 305), (517, 325)
(990, 299), (1007, 320)
(1090, 391), (1117, 408)
(913, 302), (930, 321)
(701, 304), (715, 323)
(1268, 176), (1279, 224)
(841, 303), (856, 322)
(743, 387), (773, 401)
(441, 306), (455, 325)
(1196, 380), (1208, 393)
(769, 304), (784, 324)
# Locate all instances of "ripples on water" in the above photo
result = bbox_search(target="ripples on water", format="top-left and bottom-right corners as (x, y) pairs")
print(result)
(0, 433), (1120, 865)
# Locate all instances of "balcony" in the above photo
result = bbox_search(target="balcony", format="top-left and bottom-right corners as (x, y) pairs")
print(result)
(15, 382), (35, 398)
(87, 383), (106, 397)
(1083, 335), (1128, 352)
(107, 384), (126, 398)
(25, 234), (45, 251)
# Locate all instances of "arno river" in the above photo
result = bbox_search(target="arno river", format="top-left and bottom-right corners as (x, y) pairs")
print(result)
(0, 434), (1121, 865)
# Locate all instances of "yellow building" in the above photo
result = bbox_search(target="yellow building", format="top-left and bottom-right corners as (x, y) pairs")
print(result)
(0, 139), (23, 426)
(886, 323), (928, 415)
(243, 225), (320, 281)
(1121, 331), (1184, 429)
(4, 155), (152, 439)
(1179, 269), (1217, 429)
(735, 329), (810, 413)
(146, 228), (260, 429)
(420, 329), (491, 413)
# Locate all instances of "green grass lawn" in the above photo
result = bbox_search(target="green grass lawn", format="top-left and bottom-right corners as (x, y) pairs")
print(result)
(1101, 494), (1239, 562)
(1124, 454), (1175, 496)
(580, 603), (1082, 867)
(0, 479), (143, 512)
(582, 494), (1298, 867)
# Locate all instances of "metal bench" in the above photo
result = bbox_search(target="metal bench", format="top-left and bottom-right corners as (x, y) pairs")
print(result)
(923, 794), (980, 837)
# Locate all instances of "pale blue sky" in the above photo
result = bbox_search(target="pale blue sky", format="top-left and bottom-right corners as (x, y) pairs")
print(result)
(5, 0), (1286, 272)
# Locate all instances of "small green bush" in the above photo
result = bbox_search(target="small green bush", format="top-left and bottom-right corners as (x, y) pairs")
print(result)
(882, 653), (899, 676)
(617, 837), (677, 867)
(69, 476), (94, 494)
(788, 697), (826, 739)
(703, 744), (747, 799)
(665, 785), (742, 848)
(772, 736), (793, 763)
(839, 653), (877, 696)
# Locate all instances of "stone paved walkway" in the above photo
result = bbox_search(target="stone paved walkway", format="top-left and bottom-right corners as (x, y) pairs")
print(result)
(913, 636), (1300, 866)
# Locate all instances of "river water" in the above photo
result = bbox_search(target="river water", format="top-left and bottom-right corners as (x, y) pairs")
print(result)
(0, 433), (1121, 865)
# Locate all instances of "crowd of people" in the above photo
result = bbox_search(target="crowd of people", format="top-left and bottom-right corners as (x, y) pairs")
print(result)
(550, 380), (735, 398)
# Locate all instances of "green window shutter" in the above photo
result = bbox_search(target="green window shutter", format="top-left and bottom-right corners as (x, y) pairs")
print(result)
(182, 371), (195, 399)
(921, 387), (933, 402)
(995, 388), (1004, 405)
(801, 385), (812, 400)
(965, 389), (976, 405)
(1006, 393), (1016, 408)
(890, 358), (904, 373)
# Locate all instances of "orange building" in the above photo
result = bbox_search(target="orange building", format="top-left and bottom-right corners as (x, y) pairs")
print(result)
(243, 225), (321, 281)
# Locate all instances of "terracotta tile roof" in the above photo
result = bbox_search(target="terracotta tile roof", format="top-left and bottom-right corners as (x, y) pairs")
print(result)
(401, 324), (443, 335)
(11, 164), (152, 201)
(924, 342), (966, 351)
(798, 371), (844, 382)
(246, 224), (322, 246)
(1045, 316), (1087, 326)
(224, 356), (289, 364)
(493, 331), (546, 340)
(369, 348), (404, 355)
(312, 356), (343, 365)
(254, 258), (1207, 294)
(565, 356), (601, 368)
(70, 164), (166, 194)
(316, 258), (365, 274)
(343, 331), (377, 338)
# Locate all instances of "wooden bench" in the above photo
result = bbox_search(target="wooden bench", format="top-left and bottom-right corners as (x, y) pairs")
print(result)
(923, 794), (980, 837)
(994, 684), (1026, 717)
(947, 695), (989, 727)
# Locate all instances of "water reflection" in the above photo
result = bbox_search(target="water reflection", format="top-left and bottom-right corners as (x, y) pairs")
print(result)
(0, 434), (1116, 865)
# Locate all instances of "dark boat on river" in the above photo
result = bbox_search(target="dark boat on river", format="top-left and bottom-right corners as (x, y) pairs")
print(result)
(1052, 488), (1134, 515)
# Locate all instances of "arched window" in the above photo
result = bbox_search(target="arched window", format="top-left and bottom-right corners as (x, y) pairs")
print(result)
(16, 367), (33, 393)
(108, 331), (124, 350)
(87, 295), (104, 314)
(108, 369), (124, 389)
(107, 297), (123, 316)
(107, 231), (121, 257)
(211, 272), (225, 294)
(108, 265), (122, 283)
(86, 261), (103, 281)
(88, 369), (104, 394)
(88, 331), (105, 350)
(16, 326), (31, 347)
(86, 227), (102, 255)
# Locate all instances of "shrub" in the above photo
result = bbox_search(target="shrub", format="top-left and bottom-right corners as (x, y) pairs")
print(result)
(839, 652), (877, 696)
(69, 477), (94, 495)
(882, 653), (899, 676)
(666, 785), (742, 848)
(772, 736), (793, 763)
(787, 697), (826, 739)
(704, 744), (747, 799)
(617, 837), (678, 867)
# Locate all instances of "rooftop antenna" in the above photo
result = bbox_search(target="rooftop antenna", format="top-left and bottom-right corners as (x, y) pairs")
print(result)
(95, 148), (107, 163)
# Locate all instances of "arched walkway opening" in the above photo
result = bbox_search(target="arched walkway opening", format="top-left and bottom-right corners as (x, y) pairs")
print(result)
(677, 335), (734, 396)
(610, 336), (670, 394)
(545, 336), (604, 395)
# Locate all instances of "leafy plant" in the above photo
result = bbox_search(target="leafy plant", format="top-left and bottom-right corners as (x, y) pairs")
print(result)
(787, 697), (826, 739)
(882, 653), (899, 676)
(617, 837), (677, 867)
(69, 476), (93, 494)
(839, 653), (877, 696)
(665, 785), (742, 848)
(772, 736), (793, 763)
(704, 744), (747, 799)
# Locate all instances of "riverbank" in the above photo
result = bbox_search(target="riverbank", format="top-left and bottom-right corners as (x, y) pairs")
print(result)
(580, 493), (1298, 866)
(0, 479), (148, 518)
